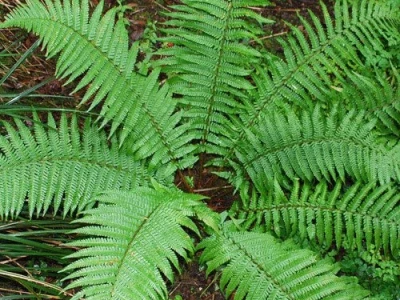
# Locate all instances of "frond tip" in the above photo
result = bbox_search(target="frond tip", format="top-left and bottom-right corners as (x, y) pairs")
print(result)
(63, 188), (205, 300)
(198, 228), (370, 300)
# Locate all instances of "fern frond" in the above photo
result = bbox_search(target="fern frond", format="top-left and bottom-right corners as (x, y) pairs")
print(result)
(117, 71), (198, 180)
(156, 0), (272, 149)
(219, 0), (400, 162)
(0, 113), (148, 219)
(63, 188), (205, 300)
(1, 0), (196, 178)
(340, 72), (400, 137)
(232, 106), (399, 193)
(198, 227), (369, 299)
(259, 0), (399, 109)
(233, 180), (400, 256)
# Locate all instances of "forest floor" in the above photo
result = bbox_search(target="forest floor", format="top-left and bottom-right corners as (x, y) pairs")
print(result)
(0, 1), (333, 299)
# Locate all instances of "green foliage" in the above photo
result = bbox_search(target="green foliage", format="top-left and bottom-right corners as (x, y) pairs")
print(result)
(198, 225), (369, 299)
(63, 188), (206, 299)
(0, 0), (399, 299)
(253, 0), (400, 111)
(232, 180), (400, 256)
(340, 247), (400, 299)
(212, 0), (400, 164)
(0, 0), (197, 180)
(0, 113), (150, 219)
(155, 0), (272, 149)
(232, 106), (400, 192)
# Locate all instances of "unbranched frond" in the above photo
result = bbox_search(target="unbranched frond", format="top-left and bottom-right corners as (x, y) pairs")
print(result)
(0, 0), (197, 178)
(232, 106), (400, 193)
(198, 227), (369, 299)
(232, 180), (400, 256)
(156, 0), (272, 149)
(0, 113), (148, 219)
(63, 188), (205, 300)
(218, 0), (400, 162)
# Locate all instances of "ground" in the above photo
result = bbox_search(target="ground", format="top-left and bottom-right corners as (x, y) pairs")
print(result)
(0, 1), (334, 299)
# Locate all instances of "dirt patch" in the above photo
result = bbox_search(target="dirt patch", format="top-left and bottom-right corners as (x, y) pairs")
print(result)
(169, 261), (225, 300)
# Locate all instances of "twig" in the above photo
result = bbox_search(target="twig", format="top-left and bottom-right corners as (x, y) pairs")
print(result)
(168, 282), (181, 296)
(0, 287), (31, 295)
(258, 31), (288, 40)
(199, 272), (221, 298)
(193, 185), (232, 193)
(263, 8), (301, 12)
(0, 287), (65, 299)
(0, 270), (74, 296)
(178, 169), (194, 193)
(151, 0), (172, 12)
(0, 256), (27, 265)
(5, 255), (32, 277)
(131, 8), (146, 15)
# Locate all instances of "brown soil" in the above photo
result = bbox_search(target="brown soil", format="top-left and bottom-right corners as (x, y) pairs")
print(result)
(169, 261), (225, 300)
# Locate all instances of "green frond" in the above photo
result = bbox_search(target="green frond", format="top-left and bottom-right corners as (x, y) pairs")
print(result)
(340, 72), (400, 137)
(63, 188), (205, 300)
(233, 106), (399, 193)
(1, 0), (399, 297)
(233, 180), (400, 256)
(198, 227), (369, 299)
(1, 0), (196, 177)
(0, 113), (149, 219)
(219, 0), (400, 162)
(267, 0), (399, 109)
(156, 0), (272, 149)
(116, 72), (198, 180)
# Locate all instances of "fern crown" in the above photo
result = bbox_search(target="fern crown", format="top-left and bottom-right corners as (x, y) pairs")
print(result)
(0, 0), (399, 299)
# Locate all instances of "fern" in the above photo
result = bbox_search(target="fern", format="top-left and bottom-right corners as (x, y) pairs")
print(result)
(232, 180), (400, 256)
(0, 0), (197, 179)
(199, 226), (370, 299)
(232, 106), (400, 194)
(217, 0), (400, 163)
(340, 71), (400, 137)
(0, 0), (399, 299)
(258, 0), (400, 109)
(0, 113), (149, 219)
(156, 0), (272, 149)
(63, 188), (205, 300)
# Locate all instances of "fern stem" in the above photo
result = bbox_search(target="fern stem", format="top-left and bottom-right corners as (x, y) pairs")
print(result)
(178, 169), (193, 193)
(193, 185), (232, 193)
